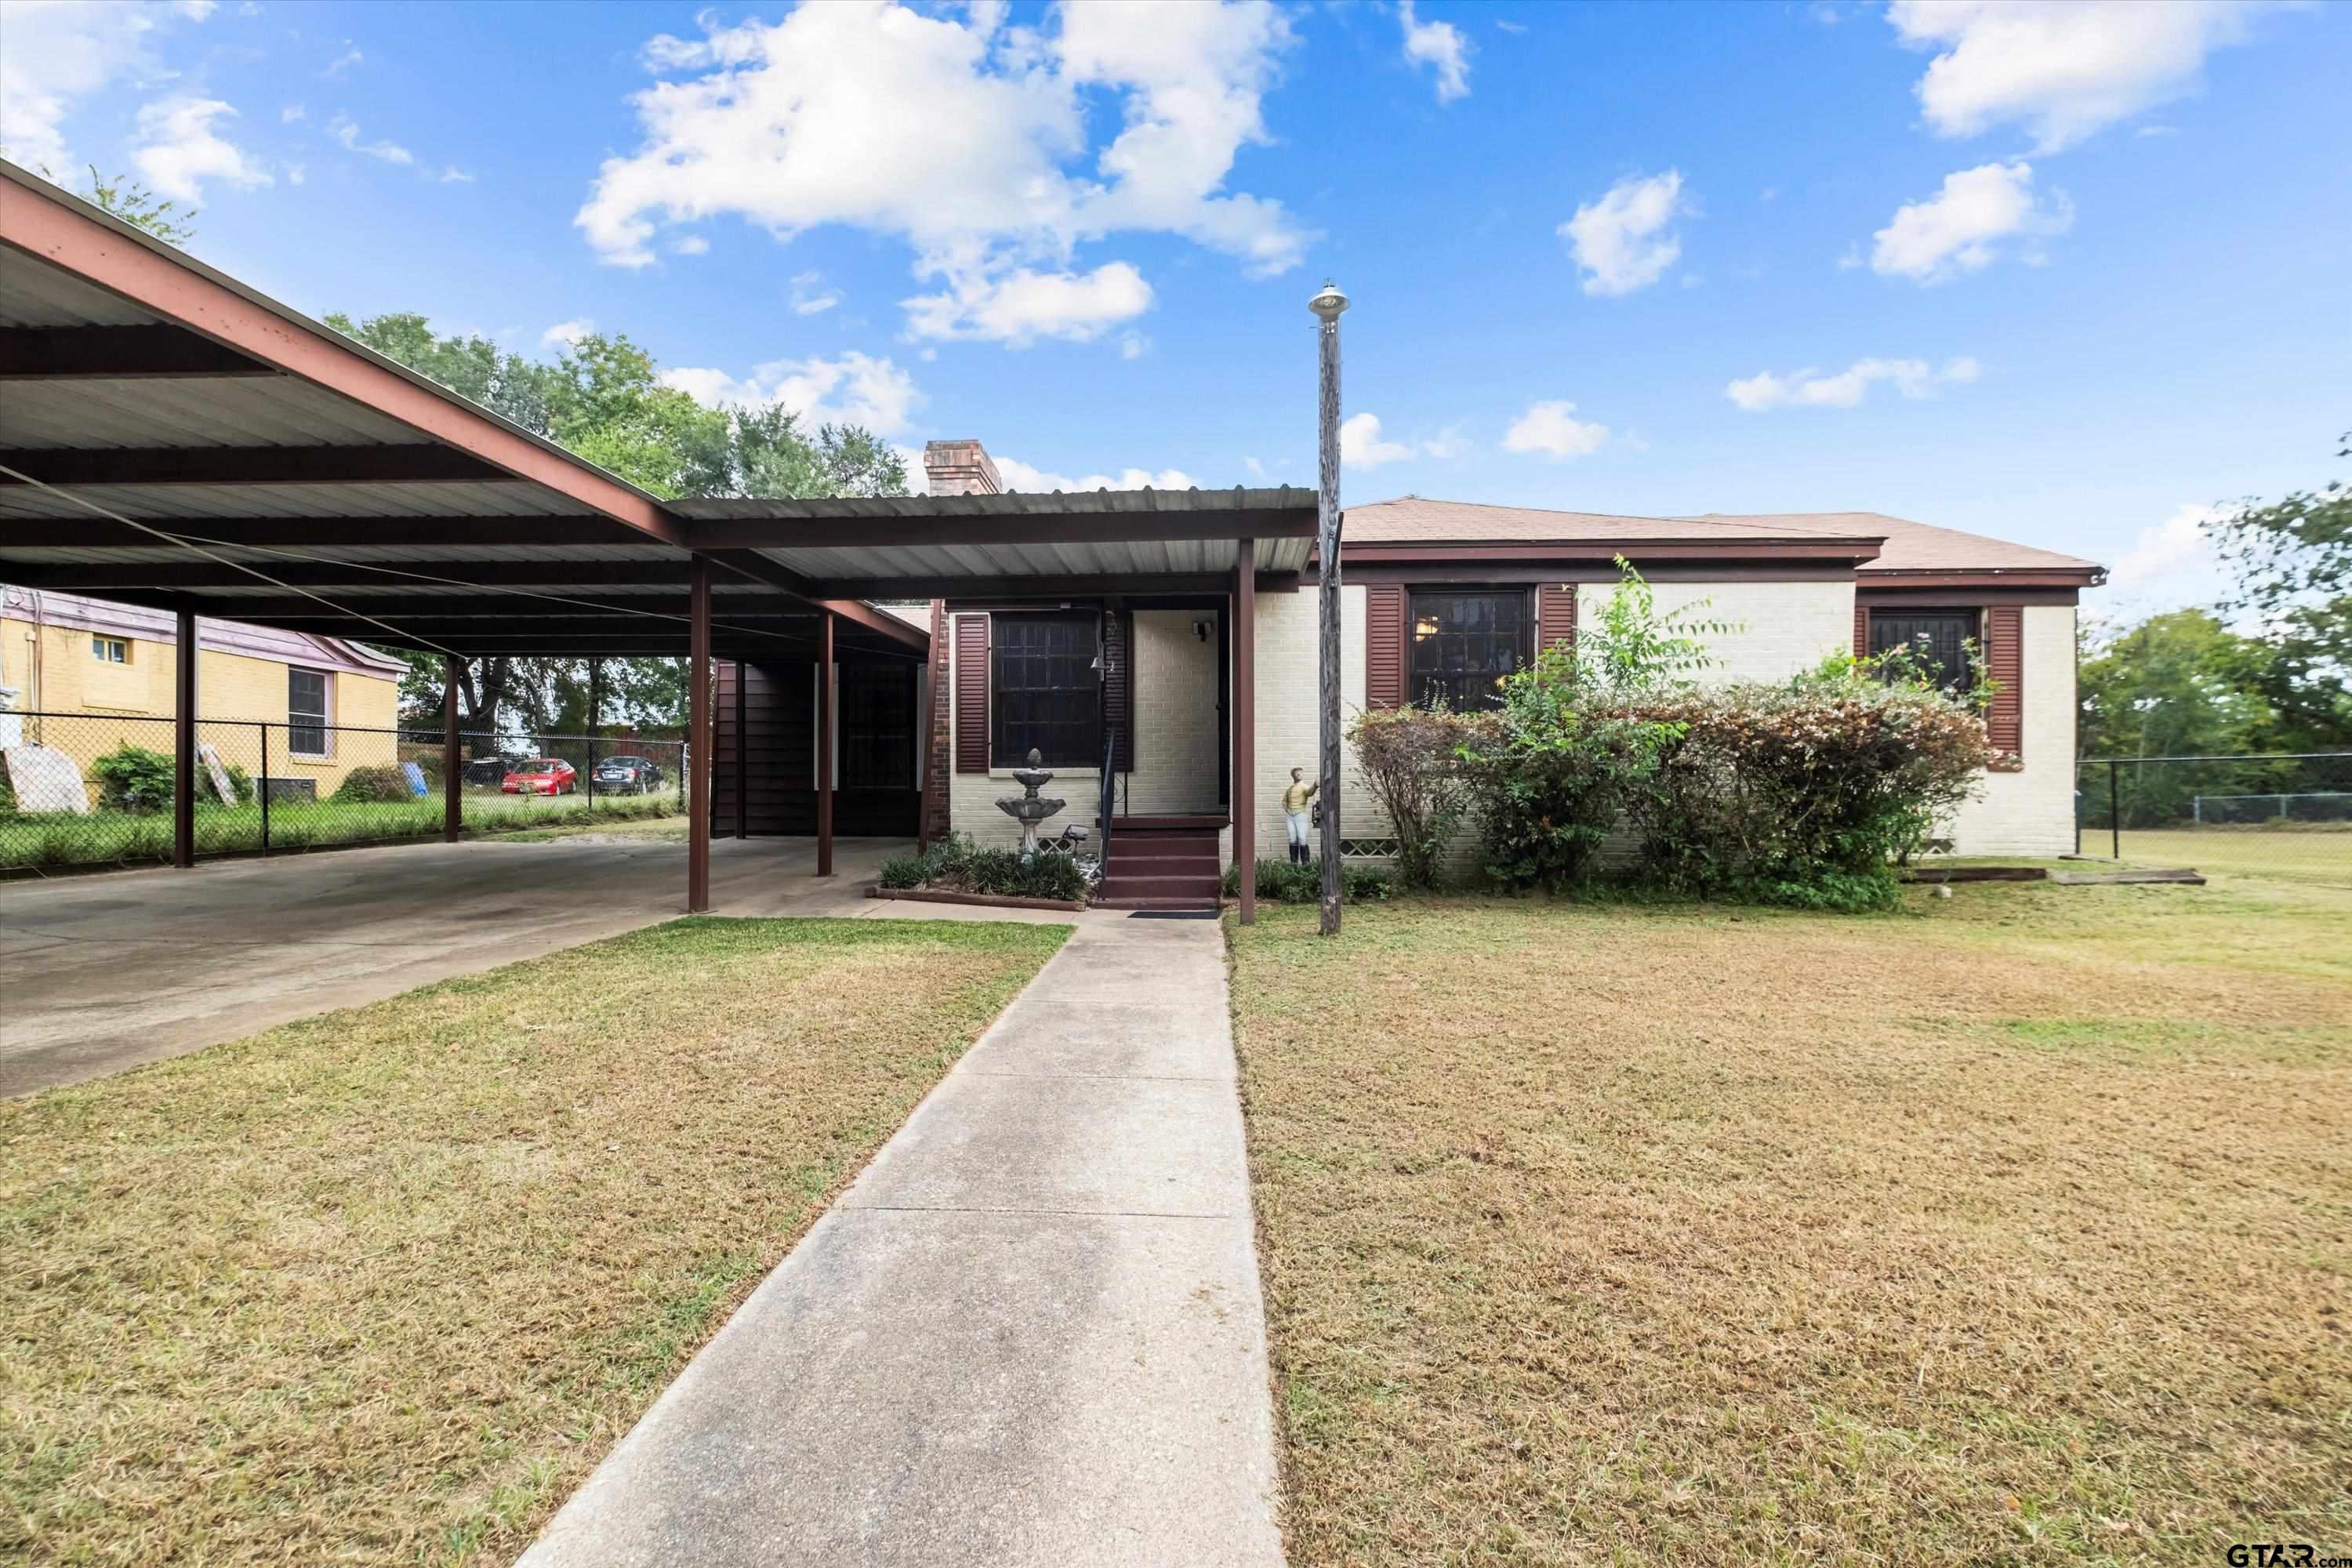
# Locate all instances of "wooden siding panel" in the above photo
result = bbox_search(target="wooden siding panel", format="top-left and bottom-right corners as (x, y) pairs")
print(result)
(1537, 583), (1577, 656)
(1985, 605), (2024, 764)
(1853, 603), (1870, 658)
(1365, 583), (1406, 709)
(955, 613), (989, 774)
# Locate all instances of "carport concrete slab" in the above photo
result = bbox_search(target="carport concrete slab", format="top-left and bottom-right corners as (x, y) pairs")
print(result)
(520, 913), (1283, 1568)
(1, 835), (907, 1097)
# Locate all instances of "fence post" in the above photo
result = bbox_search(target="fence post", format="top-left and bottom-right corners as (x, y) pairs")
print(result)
(442, 657), (462, 844)
(2109, 758), (2122, 860)
(259, 721), (271, 855)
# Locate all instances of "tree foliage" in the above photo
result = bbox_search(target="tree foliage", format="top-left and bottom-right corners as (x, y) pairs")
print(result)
(29, 164), (198, 245)
(2214, 430), (2352, 750)
(317, 313), (911, 733)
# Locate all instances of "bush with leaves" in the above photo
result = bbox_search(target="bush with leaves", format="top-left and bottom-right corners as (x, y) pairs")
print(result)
(1623, 657), (1994, 910)
(1221, 858), (1392, 904)
(877, 854), (927, 890)
(960, 847), (1088, 902)
(1457, 562), (1727, 891)
(93, 745), (176, 814)
(1347, 706), (1489, 889)
(331, 764), (418, 804)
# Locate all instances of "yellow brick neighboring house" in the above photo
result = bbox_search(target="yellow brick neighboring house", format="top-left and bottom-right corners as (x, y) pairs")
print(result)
(1, 586), (406, 804)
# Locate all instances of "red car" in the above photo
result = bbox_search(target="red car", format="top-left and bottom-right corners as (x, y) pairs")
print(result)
(500, 757), (578, 796)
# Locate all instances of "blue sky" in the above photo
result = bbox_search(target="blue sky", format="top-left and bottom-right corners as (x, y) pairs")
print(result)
(4, 0), (2347, 620)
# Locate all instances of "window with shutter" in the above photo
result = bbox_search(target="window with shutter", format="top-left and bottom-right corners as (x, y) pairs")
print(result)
(1363, 583), (1406, 709)
(1984, 605), (2024, 764)
(1407, 590), (1532, 712)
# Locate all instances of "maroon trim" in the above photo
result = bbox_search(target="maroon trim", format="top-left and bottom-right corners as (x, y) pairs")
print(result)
(1860, 569), (2100, 590)
(1232, 538), (1256, 926)
(1346, 561), (1859, 584)
(1985, 605), (2024, 765)
(954, 613), (989, 775)
(1364, 583), (1406, 710)
(1537, 583), (1576, 655)
(1858, 585), (2082, 607)
(0, 445), (505, 488)
(1340, 539), (1882, 564)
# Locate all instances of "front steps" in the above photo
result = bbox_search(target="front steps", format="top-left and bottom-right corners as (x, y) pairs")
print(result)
(1094, 815), (1225, 911)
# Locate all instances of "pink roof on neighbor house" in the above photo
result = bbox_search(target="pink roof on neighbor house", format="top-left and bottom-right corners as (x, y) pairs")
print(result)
(1343, 497), (2104, 581)
(0, 585), (410, 677)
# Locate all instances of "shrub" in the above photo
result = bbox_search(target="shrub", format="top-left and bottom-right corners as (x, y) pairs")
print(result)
(1621, 667), (1993, 910)
(961, 847), (1087, 902)
(93, 744), (175, 814)
(332, 764), (419, 804)
(1220, 858), (1392, 904)
(1347, 706), (1488, 890)
(877, 854), (927, 889)
(1457, 562), (1727, 892)
(920, 830), (978, 884)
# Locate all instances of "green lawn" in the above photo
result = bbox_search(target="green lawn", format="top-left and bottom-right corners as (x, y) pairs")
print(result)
(0, 787), (684, 872)
(0, 916), (1068, 1564)
(2109, 826), (2352, 887)
(1231, 878), (2352, 1564)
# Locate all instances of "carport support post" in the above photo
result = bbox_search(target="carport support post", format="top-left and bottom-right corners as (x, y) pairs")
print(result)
(172, 606), (196, 869)
(688, 556), (713, 913)
(1232, 537), (1256, 926)
(442, 655), (462, 843)
(816, 611), (835, 877)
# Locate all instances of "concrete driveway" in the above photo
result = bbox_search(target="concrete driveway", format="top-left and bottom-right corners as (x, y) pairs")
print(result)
(1, 834), (909, 1097)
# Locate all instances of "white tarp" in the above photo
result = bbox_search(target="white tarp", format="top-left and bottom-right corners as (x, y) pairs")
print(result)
(2, 745), (92, 814)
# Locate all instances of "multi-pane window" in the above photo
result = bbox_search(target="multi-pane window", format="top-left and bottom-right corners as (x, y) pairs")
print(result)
(1869, 611), (1978, 693)
(288, 668), (329, 756)
(1409, 590), (1531, 712)
(91, 636), (128, 663)
(992, 615), (1100, 767)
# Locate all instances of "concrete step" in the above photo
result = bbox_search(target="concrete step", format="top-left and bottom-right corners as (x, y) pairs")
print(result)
(1105, 848), (1221, 870)
(1098, 874), (1223, 902)
(1092, 895), (1222, 912)
(1107, 833), (1223, 855)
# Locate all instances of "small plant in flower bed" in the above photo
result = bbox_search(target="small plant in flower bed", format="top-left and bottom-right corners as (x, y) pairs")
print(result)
(878, 833), (1087, 902)
(1221, 858), (1392, 904)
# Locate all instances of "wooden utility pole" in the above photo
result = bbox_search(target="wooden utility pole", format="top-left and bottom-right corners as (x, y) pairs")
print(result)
(1309, 281), (1348, 936)
(442, 655), (462, 842)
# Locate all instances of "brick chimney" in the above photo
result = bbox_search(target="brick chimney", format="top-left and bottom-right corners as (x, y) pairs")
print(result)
(924, 439), (1002, 497)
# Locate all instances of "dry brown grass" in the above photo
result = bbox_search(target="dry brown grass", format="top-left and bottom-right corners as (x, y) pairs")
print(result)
(2, 916), (1066, 1564)
(1229, 879), (2352, 1565)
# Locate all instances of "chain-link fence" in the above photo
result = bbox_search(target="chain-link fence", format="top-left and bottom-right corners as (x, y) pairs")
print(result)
(0, 711), (688, 874)
(2076, 752), (2352, 887)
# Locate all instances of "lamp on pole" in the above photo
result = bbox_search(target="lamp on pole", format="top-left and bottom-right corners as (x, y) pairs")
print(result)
(1309, 280), (1348, 937)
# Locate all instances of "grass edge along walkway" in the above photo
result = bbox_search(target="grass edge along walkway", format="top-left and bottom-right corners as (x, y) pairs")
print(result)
(0, 915), (1070, 1565)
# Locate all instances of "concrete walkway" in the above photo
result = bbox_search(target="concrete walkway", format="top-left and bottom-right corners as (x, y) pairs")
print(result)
(0, 835), (908, 1096)
(520, 913), (1284, 1568)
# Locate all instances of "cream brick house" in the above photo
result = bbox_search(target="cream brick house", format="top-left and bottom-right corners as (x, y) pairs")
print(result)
(918, 441), (2103, 902)
(1, 585), (406, 800)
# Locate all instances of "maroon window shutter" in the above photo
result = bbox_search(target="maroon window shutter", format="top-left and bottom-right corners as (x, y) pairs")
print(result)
(1365, 583), (1406, 708)
(955, 613), (989, 774)
(1984, 605), (2024, 764)
(1853, 602), (1871, 658)
(1537, 583), (1577, 656)
(1102, 612), (1134, 772)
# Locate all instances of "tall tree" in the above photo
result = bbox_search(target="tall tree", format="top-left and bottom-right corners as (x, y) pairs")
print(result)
(2215, 430), (2352, 750)
(331, 313), (911, 734)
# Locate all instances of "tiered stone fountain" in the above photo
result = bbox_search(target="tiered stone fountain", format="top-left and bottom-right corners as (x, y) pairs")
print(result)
(995, 748), (1066, 858)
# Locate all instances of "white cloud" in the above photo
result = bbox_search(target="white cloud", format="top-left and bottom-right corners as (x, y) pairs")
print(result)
(1870, 160), (2071, 282)
(1887, 0), (2263, 152)
(1502, 401), (1610, 460)
(902, 261), (1152, 346)
(281, 104), (305, 124)
(993, 456), (1201, 493)
(438, 166), (474, 183)
(327, 112), (413, 165)
(132, 96), (270, 201)
(668, 235), (709, 256)
(1559, 170), (1690, 297)
(1399, 1), (1471, 104)
(2098, 501), (2224, 614)
(321, 42), (362, 77)
(1340, 412), (1471, 469)
(660, 350), (924, 435)
(1726, 355), (1981, 411)
(1340, 412), (1414, 470)
(0, 0), (219, 174)
(285, 162), (304, 186)
(575, 2), (1308, 344)
(1119, 332), (1149, 360)
(540, 318), (593, 349)
(789, 270), (841, 316)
